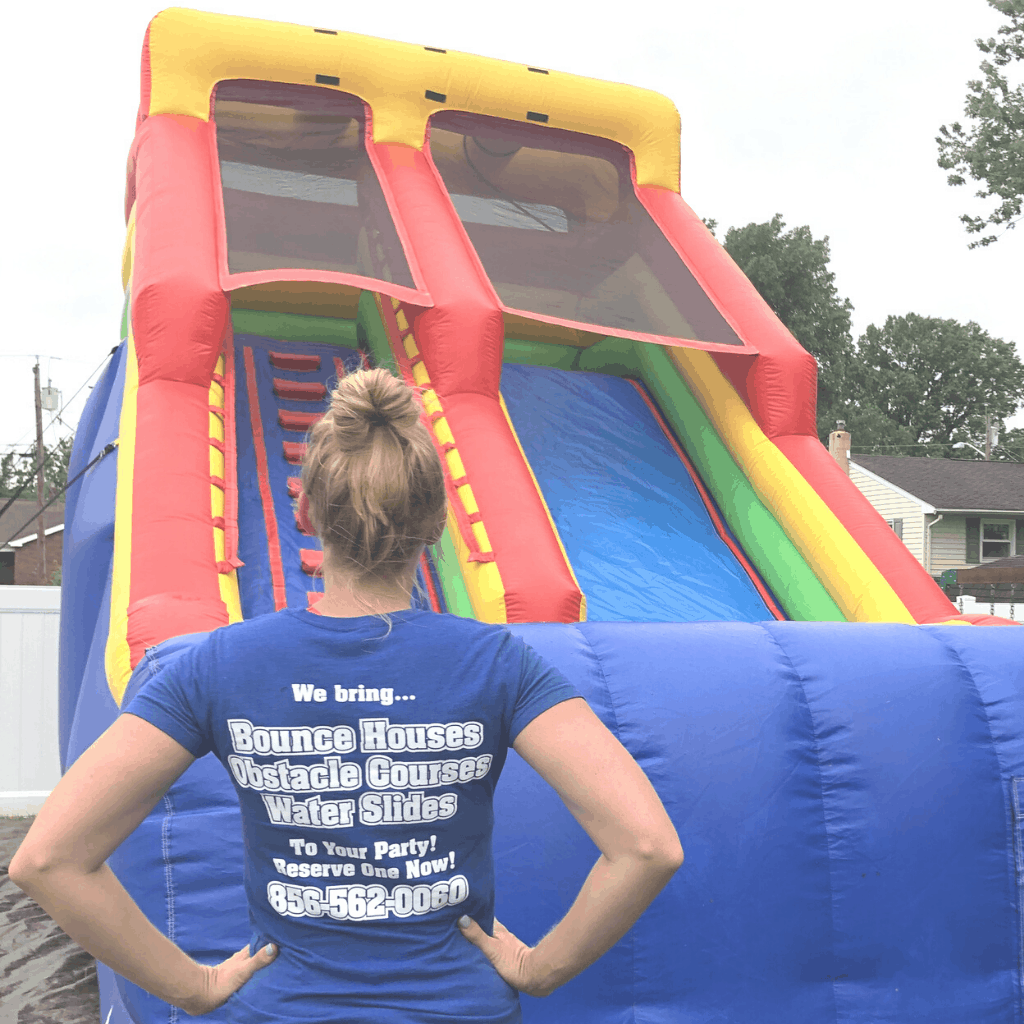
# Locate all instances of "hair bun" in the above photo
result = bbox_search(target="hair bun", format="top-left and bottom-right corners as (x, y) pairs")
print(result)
(301, 365), (448, 583)
(329, 368), (420, 441)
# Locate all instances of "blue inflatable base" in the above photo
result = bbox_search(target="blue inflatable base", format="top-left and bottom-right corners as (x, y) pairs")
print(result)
(92, 620), (1024, 1024)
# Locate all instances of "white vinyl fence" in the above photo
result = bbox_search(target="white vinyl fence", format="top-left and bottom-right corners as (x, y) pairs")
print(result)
(953, 594), (1022, 622)
(0, 586), (62, 815)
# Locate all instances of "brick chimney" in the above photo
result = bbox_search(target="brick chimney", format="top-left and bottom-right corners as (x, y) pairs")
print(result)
(828, 420), (851, 475)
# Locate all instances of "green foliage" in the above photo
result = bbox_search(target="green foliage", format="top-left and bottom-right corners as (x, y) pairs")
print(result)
(937, 0), (1024, 247)
(850, 314), (1024, 457)
(0, 436), (74, 499)
(722, 214), (854, 439)
(995, 424), (1024, 460)
(714, 212), (1023, 455)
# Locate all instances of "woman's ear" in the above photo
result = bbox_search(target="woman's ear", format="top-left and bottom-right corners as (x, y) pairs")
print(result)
(297, 491), (315, 537)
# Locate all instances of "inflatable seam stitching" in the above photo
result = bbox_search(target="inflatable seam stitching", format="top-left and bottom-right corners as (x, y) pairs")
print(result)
(761, 624), (842, 1017)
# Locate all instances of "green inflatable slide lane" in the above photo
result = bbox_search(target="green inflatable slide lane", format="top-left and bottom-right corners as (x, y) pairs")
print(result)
(631, 341), (844, 621)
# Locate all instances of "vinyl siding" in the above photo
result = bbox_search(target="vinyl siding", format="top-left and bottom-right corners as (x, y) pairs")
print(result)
(930, 515), (968, 573)
(849, 466), (926, 564)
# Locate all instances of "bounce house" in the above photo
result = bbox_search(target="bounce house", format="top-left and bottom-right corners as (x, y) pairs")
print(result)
(60, 9), (1024, 1022)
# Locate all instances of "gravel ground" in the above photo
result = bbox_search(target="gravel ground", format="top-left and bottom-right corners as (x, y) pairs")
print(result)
(0, 818), (100, 1024)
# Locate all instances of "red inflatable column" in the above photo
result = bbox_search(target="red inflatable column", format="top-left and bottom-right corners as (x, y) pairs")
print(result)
(127, 114), (230, 664)
(373, 144), (584, 622)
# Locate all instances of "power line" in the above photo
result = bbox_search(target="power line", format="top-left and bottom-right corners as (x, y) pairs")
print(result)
(1, 442), (118, 550)
(2, 347), (117, 452)
(0, 348), (116, 515)
(0, 446), (59, 520)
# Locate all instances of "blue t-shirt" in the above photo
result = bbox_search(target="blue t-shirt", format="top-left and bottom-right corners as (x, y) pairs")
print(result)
(124, 607), (579, 1024)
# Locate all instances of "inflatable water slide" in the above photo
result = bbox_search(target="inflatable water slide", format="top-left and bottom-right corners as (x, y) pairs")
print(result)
(60, 9), (1024, 1023)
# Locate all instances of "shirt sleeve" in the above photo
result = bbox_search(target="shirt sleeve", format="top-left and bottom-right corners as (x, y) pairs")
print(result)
(122, 643), (214, 759)
(508, 636), (582, 743)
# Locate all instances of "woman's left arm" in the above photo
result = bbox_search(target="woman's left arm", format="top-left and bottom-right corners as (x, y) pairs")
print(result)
(8, 713), (276, 1016)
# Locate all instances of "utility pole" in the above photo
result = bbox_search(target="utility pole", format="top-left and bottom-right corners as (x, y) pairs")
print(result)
(985, 413), (992, 461)
(33, 359), (47, 583)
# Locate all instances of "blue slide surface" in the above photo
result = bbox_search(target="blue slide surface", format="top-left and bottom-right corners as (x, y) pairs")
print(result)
(499, 363), (773, 622)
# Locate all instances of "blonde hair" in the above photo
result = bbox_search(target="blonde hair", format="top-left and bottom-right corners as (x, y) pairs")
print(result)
(301, 368), (447, 584)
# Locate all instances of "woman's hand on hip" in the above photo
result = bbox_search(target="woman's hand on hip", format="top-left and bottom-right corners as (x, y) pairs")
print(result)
(180, 942), (278, 1016)
(457, 916), (553, 997)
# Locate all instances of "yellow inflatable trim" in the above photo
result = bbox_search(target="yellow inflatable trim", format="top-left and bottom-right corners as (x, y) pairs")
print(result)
(669, 348), (916, 624)
(106, 333), (138, 706)
(120, 209), (135, 290)
(208, 354), (243, 625)
(385, 296), (506, 622)
(146, 8), (681, 191)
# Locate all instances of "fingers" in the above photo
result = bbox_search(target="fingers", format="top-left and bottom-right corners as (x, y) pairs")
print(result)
(228, 943), (277, 986)
(456, 915), (490, 950)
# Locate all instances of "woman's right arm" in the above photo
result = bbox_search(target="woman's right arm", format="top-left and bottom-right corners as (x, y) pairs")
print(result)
(457, 696), (683, 995)
(8, 714), (277, 1015)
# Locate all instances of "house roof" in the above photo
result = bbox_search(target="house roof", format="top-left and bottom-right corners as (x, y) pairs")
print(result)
(957, 555), (1024, 584)
(0, 499), (65, 550)
(851, 456), (1024, 513)
(8, 523), (65, 548)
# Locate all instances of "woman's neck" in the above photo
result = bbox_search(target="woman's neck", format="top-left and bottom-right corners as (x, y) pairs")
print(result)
(311, 562), (415, 618)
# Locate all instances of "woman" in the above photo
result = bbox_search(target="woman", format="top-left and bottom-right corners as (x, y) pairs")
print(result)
(11, 368), (683, 1022)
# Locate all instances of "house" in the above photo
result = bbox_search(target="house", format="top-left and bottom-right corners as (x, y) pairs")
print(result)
(847, 455), (1024, 578)
(0, 499), (65, 585)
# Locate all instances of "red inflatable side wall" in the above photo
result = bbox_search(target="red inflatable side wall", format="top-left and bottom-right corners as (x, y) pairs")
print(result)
(641, 188), (958, 624)
(127, 114), (230, 665)
(373, 143), (583, 622)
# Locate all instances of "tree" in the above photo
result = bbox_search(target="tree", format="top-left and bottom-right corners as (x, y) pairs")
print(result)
(999, 424), (1024, 460)
(0, 436), (75, 500)
(937, 0), (1024, 247)
(851, 314), (1024, 456)
(722, 215), (855, 439)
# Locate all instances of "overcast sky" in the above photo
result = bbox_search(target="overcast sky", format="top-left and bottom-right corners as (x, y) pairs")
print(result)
(2, 0), (1019, 462)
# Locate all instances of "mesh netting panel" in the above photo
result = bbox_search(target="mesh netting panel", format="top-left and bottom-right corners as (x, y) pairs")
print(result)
(429, 112), (743, 346)
(214, 81), (414, 288)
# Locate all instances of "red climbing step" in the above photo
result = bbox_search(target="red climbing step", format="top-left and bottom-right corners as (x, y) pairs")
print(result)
(301, 549), (324, 575)
(270, 352), (321, 372)
(283, 442), (307, 464)
(273, 378), (327, 401)
(287, 477), (303, 498)
(295, 505), (315, 535)
(278, 409), (322, 432)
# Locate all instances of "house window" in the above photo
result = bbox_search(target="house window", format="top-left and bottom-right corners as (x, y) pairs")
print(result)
(886, 518), (904, 540)
(981, 519), (1014, 560)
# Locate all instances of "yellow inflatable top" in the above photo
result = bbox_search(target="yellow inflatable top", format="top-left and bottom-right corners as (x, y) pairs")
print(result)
(145, 7), (682, 190)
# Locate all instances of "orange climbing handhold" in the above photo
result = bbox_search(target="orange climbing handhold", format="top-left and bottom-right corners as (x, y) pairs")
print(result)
(283, 442), (307, 464)
(273, 378), (327, 401)
(270, 352), (321, 372)
(278, 409), (322, 431)
(301, 549), (324, 575)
